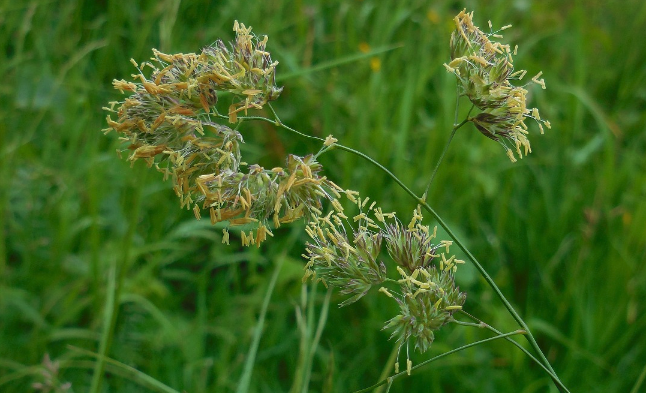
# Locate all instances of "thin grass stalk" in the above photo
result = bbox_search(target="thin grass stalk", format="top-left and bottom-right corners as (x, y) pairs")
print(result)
(299, 288), (332, 393)
(374, 345), (399, 393)
(456, 310), (567, 391)
(630, 363), (646, 393)
(290, 285), (310, 393)
(351, 330), (526, 393)
(424, 85), (462, 196)
(300, 282), (317, 393)
(88, 255), (117, 393)
(423, 101), (475, 195)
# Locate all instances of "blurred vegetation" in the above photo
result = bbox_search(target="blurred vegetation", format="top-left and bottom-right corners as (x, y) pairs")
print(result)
(1, 0), (645, 392)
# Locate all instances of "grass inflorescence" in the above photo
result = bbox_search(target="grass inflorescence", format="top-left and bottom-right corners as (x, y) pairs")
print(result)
(1, 1), (645, 393)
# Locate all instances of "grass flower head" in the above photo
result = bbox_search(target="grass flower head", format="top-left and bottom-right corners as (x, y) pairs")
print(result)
(384, 263), (466, 357)
(303, 193), (388, 306)
(304, 199), (467, 368)
(380, 207), (466, 371)
(103, 22), (337, 245)
(445, 9), (551, 161)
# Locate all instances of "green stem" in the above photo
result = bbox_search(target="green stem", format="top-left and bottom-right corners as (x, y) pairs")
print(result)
(423, 89), (467, 196)
(457, 311), (570, 393)
(426, 104), (476, 191)
(453, 320), (481, 328)
(423, 119), (466, 196)
(351, 330), (525, 393)
(236, 254), (285, 393)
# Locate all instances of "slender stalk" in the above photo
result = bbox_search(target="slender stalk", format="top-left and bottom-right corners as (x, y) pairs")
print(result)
(630, 363), (646, 393)
(89, 259), (117, 393)
(424, 87), (466, 196)
(424, 103), (476, 195)
(423, 121), (462, 196)
(236, 254), (285, 393)
(351, 330), (526, 393)
(299, 287), (332, 393)
(457, 311), (570, 393)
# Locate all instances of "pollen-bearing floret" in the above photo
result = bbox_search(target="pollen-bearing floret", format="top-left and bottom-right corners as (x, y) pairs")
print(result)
(384, 262), (466, 371)
(303, 193), (388, 306)
(196, 154), (340, 246)
(303, 199), (467, 373)
(103, 22), (334, 245)
(380, 206), (466, 373)
(383, 206), (441, 273)
(444, 9), (551, 162)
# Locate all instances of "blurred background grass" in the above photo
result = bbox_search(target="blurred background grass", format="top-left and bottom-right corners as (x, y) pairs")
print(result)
(1, 0), (645, 391)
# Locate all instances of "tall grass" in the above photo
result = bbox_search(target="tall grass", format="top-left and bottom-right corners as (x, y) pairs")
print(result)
(1, 0), (645, 392)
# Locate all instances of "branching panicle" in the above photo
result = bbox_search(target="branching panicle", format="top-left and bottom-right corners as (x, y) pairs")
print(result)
(304, 199), (467, 368)
(100, 10), (565, 391)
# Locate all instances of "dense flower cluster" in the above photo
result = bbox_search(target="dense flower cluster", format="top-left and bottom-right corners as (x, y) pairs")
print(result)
(303, 193), (389, 306)
(304, 198), (466, 373)
(103, 22), (335, 245)
(197, 155), (339, 243)
(444, 9), (551, 161)
(384, 264), (466, 356)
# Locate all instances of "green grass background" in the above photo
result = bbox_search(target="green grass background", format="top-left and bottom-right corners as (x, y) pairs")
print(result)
(1, 0), (645, 392)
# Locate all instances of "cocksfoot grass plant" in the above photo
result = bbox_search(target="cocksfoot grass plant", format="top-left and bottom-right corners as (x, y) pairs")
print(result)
(100, 10), (569, 392)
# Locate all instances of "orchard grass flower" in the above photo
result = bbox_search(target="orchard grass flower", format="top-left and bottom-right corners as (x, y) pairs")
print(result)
(444, 9), (551, 162)
(384, 263), (466, 374)
(383, 205), (442, 273)
(196, 154), (342, 246)
(97, 9), (563, 389)
(381, 206), (466, 372)
(303, 200), (467, 371)
(303, 193), (389, 306)
(103, 22), (339, 245)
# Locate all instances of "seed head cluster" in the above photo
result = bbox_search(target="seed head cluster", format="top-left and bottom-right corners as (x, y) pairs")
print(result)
(197, 155), (339, 240)
(304, 198), (466, 373)
(444, 9), (551, 161)
(103, 22), (335, 245)
(303, 192), (389, 307)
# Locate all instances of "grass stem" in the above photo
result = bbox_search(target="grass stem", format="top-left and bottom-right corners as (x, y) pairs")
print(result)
(351, 330), (526, 393)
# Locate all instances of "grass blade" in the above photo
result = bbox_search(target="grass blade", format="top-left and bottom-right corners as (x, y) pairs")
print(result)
(235, 254), (285, 393)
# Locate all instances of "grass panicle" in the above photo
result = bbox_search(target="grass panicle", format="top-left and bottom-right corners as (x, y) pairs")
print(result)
(2, 1), (643, 392)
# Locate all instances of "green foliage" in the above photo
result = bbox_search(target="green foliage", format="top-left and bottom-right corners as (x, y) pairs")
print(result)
(1, 0), (645, 392)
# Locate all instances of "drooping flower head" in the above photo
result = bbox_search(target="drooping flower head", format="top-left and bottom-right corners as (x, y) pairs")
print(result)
(384, 264), (466, 355)
(379, 206), (466, 373)
(103, 23), (339, 245)
(196, 154), (341, 246)
(444, 9), (551, 161)
(303, 198), (467, 373)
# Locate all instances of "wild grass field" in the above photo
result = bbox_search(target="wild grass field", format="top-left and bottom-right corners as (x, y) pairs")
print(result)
(1, 0), (645, 392)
